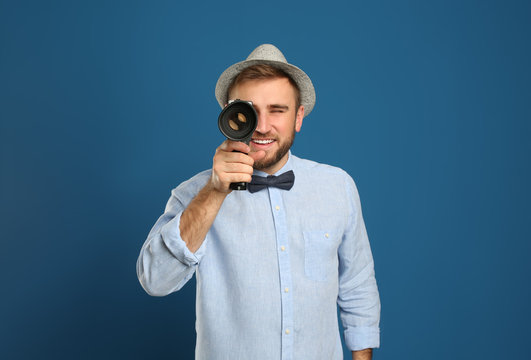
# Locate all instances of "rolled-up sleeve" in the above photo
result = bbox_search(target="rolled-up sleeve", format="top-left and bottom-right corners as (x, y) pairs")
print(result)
(137, 172), (210, 296)
(337, 175), (381, 350)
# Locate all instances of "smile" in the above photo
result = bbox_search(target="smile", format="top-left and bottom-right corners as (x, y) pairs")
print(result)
(252, 139), (275, 144)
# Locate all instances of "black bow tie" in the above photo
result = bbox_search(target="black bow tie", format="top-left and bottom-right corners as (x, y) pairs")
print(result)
(247, 170), (295, 193)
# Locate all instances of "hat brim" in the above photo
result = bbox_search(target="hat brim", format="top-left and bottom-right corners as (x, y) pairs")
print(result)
(215, 59), (316, 117)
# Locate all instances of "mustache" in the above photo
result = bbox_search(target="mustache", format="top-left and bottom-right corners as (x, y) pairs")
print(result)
(252, 133), (277, 140)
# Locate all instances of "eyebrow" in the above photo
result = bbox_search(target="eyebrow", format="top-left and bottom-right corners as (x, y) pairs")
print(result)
(267, 104), (289, 111)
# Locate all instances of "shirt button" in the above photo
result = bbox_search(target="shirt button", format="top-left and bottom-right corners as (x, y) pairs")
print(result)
(284, 287), (289, 293)
(285, 329), (290, 335)
(325, 233), (329, 238)
(275, 205), (280, 211)
(280, 246), (285, 251)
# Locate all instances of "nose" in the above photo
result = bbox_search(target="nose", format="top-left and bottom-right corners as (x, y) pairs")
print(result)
(254, 112), (271, 134)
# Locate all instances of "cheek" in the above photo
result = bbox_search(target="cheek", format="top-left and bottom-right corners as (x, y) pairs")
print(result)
(276, 116), (297, 134)
(277, 126), (292, 138)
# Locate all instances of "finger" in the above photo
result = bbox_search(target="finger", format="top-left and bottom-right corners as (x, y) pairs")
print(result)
(220, 162), (254, 175)
(216, 151), (254, 166)
(212, 158), (253, 179)
(219, 172), (252, 184)
(221, 140), (250, 154)
(249, 150), (266, 162)
(218, 139), (230, 151)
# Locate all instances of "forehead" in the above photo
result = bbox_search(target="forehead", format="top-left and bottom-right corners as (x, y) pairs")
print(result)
(229, 78), (297, 106)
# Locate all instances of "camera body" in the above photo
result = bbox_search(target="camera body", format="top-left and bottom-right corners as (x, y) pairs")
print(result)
(218, 100), (258, 190)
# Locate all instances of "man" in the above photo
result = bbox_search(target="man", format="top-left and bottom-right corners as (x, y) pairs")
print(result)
(137, 44), (380, 360)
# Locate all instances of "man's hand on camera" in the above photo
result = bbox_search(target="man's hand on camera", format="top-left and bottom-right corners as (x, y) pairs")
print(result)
(210, 140), (265, 193)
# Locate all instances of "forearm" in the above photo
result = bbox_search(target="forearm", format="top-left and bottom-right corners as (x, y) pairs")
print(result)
(179, 181), (228, 252)
(138, 139), (257, 295)
(139, 181), (227, 293)
(352, 348), (372, 360)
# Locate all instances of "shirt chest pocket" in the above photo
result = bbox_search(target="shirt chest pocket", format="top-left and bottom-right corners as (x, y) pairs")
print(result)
(303, 230), (340, 282)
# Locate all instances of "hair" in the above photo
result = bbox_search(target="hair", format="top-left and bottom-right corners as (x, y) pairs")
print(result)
(228, 64), (301, 109)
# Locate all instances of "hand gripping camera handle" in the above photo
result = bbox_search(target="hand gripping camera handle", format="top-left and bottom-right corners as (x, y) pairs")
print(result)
(218, 100), (258, 191)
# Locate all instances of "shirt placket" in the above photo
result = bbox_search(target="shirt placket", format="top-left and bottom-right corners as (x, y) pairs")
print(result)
(268, 187), (294, 360)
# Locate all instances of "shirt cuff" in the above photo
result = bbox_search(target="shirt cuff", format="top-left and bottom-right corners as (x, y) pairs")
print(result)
(344, 326), (380, 351)
(159, 211), (207, 266)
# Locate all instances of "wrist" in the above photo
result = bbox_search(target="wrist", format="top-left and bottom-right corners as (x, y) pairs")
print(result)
(204, 180), (231, 199)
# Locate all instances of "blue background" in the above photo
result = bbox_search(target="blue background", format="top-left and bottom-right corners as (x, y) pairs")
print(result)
(1, 0), (530, 359)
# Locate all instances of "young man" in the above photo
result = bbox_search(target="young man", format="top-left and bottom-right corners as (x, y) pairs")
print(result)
(137, 44), (380, 360)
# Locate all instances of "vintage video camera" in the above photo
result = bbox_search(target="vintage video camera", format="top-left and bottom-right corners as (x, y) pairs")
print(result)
(218, 100), (258, 190)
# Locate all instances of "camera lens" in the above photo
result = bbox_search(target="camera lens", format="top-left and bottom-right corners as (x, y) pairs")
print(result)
(218, 101), (257, 143)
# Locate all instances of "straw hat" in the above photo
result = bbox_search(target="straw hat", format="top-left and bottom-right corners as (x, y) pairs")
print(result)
(215, 44), (316, 116)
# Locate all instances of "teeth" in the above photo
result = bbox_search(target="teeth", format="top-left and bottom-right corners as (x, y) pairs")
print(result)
(253, 139), (274, 144)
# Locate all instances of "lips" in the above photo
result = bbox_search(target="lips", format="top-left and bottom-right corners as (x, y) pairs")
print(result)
(251, 138), (276, 150)
(252, 139), (274, 145)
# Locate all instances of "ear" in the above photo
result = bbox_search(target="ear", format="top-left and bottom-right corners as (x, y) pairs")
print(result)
(295, 105), (304, 132)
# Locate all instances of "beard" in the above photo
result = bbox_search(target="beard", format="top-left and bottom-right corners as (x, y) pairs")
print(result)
(253, 124), (296, 171)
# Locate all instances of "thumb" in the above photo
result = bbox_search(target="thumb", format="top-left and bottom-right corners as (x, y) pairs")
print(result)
(249, 150), (266, 162)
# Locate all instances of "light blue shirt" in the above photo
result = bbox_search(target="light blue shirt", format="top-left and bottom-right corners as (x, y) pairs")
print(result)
(137, 152), (380, 359)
